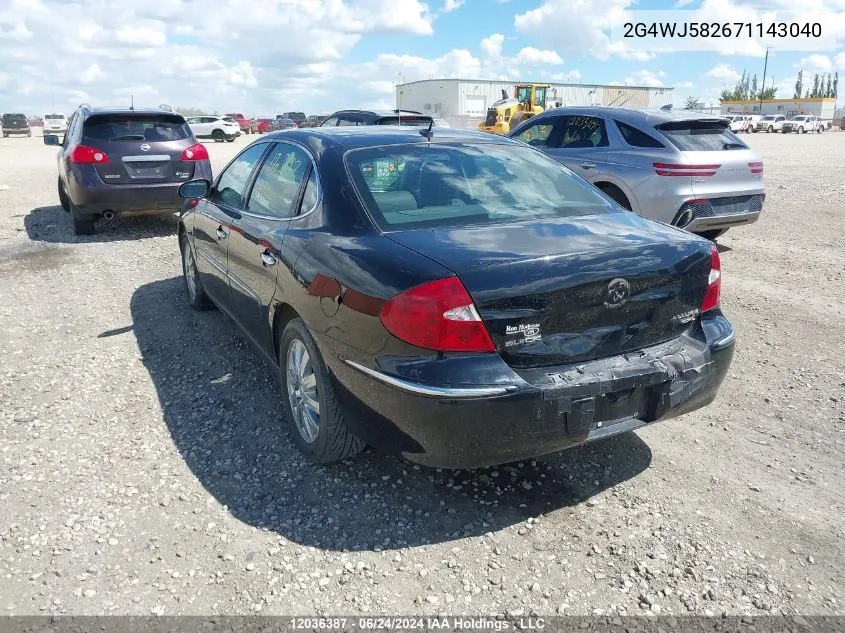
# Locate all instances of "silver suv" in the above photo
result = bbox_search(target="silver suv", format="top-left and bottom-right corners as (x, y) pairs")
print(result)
(508, 106), (765, 239)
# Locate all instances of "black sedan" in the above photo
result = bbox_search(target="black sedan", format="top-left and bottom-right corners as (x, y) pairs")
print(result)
(176, 126), (735, 469)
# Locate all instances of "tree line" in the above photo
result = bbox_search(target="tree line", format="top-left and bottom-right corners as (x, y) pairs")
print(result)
(719, 70), (777, 101)
(793, 71), (838, 99)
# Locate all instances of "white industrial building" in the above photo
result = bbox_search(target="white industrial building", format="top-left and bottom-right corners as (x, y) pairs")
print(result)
(719, 97), (837, 120)
(395, 78), (674, 128)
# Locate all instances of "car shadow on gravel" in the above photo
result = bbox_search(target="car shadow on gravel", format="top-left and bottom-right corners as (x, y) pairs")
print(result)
(131, 277), (652, 551)
(24, 205), (178, 243)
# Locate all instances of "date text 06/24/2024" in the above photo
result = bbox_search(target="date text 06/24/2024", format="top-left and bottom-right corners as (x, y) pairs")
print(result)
(288, 617), (547, 630)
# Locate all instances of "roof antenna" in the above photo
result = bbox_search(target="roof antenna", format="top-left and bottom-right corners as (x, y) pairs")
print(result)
(130, 94), (135, 111)
(419, 118), (433, 141)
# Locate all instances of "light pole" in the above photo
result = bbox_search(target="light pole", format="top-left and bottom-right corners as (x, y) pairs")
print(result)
(759, 46), (771, 113)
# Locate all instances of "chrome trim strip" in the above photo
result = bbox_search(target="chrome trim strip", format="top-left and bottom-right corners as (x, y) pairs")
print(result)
(196, 248), (226, 276)
(122, 154), (171, 162)
(344, 359), (517, 399)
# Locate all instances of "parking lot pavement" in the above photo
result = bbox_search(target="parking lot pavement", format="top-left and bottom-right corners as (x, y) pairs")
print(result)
(0, 132), (843, 616)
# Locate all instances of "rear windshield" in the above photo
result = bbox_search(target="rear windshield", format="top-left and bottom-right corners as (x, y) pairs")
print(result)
(83, 113), (190, 142)
(377, 117), (433, 127)
(45, 114), (66, 120)
(346, 142), (616, 231)
(657, 120), (747, 151)
(3, 114), (26, 121)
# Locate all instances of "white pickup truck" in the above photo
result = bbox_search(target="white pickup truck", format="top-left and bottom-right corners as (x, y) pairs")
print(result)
(781, 115), (824, 134)
(752, 115), (786, 133)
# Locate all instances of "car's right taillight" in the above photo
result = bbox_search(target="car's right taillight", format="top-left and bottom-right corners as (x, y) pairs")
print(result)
(701, 245), (721, 312)
(748, 161), (763, 174)
(182, 143), (209, 161)
(380, 277), (496, 352)
(70, 145), (109, 164)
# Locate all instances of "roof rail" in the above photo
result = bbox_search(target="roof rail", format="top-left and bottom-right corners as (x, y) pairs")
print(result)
(159, 103), (173, 112)
(78, 103), (92, 111)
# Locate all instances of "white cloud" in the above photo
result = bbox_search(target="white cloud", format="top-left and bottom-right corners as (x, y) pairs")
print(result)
(705, 63), (741, 83)
(79, 64), (104, 85)
(836, 53), (845, 69)
(442, 0), (464, 11)
(624, 69), (665, 87)
(549, 70), (582, 82)
(798, 54), (833, 72)
(480, 33), (505, 58)
(675, 81), (694, 89)
(513, 47), (563, 66)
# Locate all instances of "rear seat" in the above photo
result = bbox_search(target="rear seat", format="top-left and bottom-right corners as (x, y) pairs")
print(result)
(372, 191), (418, 215)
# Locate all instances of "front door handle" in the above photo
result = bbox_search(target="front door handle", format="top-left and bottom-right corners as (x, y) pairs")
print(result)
(580, 162), (597, 169)
(216, 226), (227, 240)
(260, 250), (277, 266)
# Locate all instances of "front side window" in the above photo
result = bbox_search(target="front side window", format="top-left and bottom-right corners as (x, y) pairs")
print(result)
(559, 115), (608, 148)
(338, 118), (360, 126)
(512, 121), (557, 148)
(247, 143), (313, 218)
(346, 142), (616, 231)
(211, 143), (269, 210)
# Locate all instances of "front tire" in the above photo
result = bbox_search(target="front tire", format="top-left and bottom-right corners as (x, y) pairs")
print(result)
(279, 318), (364, 464)
(767, 126), (773, 133)
(799, 127), (804, 134)
(181, 237), (214, 310)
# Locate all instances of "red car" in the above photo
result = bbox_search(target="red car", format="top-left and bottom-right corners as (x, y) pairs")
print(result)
(255, 118), (275, 134)
(224, 112), (252, 134)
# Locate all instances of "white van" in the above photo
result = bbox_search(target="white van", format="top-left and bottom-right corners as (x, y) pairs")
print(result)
(43, 113), (68, 135)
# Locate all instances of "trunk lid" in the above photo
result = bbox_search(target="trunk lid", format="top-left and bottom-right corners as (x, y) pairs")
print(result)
(387, 214), (712, 368)
(82, 113), (195, 185)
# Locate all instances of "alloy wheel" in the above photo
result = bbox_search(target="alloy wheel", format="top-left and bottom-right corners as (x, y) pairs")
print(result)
(286, 339), (320, 443)
(182, 240), (197, 303)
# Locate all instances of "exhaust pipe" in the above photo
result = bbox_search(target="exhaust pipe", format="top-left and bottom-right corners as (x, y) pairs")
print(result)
(103, 210), (115, 221)
(675, 209), (694, 228)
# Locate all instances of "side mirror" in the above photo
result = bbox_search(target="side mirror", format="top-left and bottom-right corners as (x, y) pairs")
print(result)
(178, 179), (210, 199)
(43, 134), (60, 146)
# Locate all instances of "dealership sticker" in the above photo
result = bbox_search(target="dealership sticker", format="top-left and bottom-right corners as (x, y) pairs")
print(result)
(505, 322), (541, 347)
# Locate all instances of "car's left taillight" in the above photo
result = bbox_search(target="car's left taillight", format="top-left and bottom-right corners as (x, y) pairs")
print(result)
(700, 244), (721, 313)
(380, 277), (496, 352)
(181, 143), (209, 161)
(70, 145), (109, 164)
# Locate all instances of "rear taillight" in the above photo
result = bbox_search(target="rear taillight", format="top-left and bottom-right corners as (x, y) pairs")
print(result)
(748, 161), (763, 174)
(70, 145), (109, 164)
(380, 277), (495, 352)
(653, 163), (720, 177)
(700, 245), (721, 312)
(181, 143), (209, 161)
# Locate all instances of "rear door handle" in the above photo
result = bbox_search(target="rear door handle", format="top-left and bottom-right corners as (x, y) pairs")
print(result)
(580, 162), (597, 169)
(260, 250), (277, 266)
(216, 226), (227, 240)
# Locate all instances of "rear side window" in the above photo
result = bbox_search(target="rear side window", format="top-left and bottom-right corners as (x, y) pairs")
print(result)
(657, 120), (747, 151)
(83, 114), (191, 142)
(614, 120), (665, 148)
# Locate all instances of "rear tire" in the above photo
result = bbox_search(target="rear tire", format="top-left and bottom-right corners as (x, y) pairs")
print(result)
(181, 237), (214, 311)
(57, 177), (70, 212)
(597, 183), (632, 210)
(767, 126), (773, 133)
(278, 318), (365, 464)
(697, 229), (727, 241)
(212, 129), (225, 143)
(226, 137), (234, 142)
(71, 206), (94, 236)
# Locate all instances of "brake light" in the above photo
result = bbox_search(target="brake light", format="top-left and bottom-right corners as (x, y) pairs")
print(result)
(748, 161), (763, 174)
(181, 143), (209, 161)
(653, 163), (720, 177)
(380, 277), (495, 352)
(700, 245), (721, 312)
(70, 145), (109, 164)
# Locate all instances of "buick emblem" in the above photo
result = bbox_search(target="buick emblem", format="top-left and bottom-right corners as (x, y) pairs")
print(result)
(604, 278), (630, 308)
(139, 143), (151, 152)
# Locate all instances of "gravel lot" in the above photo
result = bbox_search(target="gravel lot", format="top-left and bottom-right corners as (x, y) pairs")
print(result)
(0, 130), (843, 617)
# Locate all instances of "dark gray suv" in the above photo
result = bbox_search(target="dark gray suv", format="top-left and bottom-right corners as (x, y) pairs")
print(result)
(45, 105), (213, 235)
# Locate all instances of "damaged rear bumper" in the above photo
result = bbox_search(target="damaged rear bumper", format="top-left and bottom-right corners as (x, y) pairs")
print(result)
(329, 313), (735, 469)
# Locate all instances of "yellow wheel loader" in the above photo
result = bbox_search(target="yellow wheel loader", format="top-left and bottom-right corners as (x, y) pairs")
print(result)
(478, 83), (550, 135)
